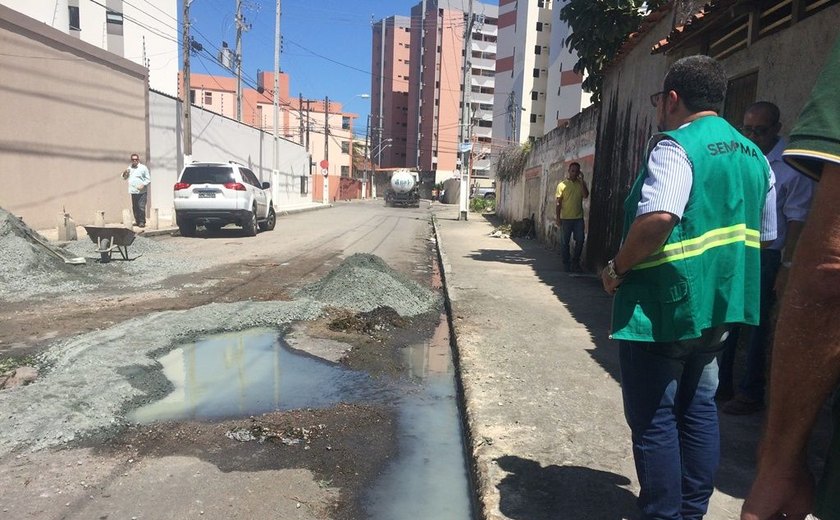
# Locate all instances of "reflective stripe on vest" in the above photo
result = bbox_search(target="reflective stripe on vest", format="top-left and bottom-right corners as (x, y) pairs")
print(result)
(635, 224), (761, 270)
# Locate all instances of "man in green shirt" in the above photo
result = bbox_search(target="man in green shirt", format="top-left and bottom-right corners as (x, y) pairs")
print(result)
(742, 35), (840, 520)
(555, 162), (589, 272)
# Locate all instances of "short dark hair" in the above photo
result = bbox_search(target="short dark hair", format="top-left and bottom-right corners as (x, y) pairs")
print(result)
(569, 162), (581, 169)
(745, 101), (780, 125)
(663, 55), (727, 113)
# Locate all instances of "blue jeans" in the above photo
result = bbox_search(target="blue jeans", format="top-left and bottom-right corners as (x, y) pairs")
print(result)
(620, 328), (729, 520)
(559, 218), (584, 269)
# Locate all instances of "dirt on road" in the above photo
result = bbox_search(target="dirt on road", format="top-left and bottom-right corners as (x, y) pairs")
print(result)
(0, 208), (446, 519)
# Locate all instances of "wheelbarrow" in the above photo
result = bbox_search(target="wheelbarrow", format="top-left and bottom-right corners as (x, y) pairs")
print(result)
(83, 226), (141, 263)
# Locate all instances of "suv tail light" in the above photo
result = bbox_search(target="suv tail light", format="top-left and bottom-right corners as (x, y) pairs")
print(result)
(224, 182), (247, 191)
(174, 182), (191, 190)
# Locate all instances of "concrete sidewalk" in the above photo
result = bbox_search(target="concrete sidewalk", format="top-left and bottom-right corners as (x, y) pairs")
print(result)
(433, 205), (760, 520)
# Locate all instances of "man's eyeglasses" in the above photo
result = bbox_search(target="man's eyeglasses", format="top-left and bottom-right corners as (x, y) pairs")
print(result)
(740, 125), (772, 137)
(650, 91), (665, 107)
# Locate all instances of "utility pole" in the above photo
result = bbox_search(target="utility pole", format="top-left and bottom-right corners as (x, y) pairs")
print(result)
(182, 0), (193, 161)
(378, 18), (385, 171)
(299, 93), (305, 145)
(323, 96), (330, 204)
(272, 0), (281, 173)
(234, 0), (250, 122)
(458, 0), (475, 221)
(363, 113), (371, 199)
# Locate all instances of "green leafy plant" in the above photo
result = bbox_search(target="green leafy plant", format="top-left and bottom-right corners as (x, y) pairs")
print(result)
(559, 0), (668, 104)
(470, 197), (495, 213)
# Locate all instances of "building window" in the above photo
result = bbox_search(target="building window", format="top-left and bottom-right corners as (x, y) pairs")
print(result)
(342, 116), (351, 130)
(204, 91), (212, 105)
(536, 21), (543, 31)
(190, 89), (196, 104)
(534, 45), (541, 55)
(341, 166), (350, 177)
(533, 68), (540, 78)
(530, 114), (537, 123)
(531, 91), (539, 100)
(105, 10), (123, 25)
(538, 0), (545, 6)
(68, 5), (80, 31)
(341, 141), (350, 154)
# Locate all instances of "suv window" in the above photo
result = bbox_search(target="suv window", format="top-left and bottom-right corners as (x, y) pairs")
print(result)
(241, 168), (261, 187)
(181, 166), (235, 184)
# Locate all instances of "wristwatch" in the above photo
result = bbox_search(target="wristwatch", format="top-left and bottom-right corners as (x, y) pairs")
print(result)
(605, 258), (626, 280)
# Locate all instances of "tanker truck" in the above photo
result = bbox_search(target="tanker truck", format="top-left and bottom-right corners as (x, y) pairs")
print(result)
(384, 169), (421, 208)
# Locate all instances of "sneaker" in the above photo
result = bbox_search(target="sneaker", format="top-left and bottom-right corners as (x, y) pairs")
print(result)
(138, 223), (146, 228)
(721, 394), (764, 415)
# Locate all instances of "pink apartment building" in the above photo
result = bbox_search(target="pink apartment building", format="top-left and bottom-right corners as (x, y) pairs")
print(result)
(371, 16), (412, 169)
(384, 0), (497, 182)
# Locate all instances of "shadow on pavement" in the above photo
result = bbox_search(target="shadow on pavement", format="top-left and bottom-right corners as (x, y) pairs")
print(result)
(496, 455), (637, 520)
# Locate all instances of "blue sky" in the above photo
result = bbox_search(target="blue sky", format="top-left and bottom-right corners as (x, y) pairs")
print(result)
(185, 0), (422, 137)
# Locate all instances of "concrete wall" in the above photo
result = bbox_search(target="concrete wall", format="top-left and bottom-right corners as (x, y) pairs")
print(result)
(0, 6), (148, 230)
(497, 106), (598, 248)
(148, 91), (312, 220)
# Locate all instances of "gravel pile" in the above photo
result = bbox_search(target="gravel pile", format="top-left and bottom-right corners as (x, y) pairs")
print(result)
(0, 299), (324, 457)
(297, 253), (440, 317)
(0, 208), (97, 300)
(0, 206), (211, 301)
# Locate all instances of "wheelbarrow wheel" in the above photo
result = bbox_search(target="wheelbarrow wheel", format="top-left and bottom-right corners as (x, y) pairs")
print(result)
(100, 238), (111, 263)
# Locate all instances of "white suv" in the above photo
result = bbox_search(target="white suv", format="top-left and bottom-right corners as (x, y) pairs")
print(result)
(173, 162), (276, 237)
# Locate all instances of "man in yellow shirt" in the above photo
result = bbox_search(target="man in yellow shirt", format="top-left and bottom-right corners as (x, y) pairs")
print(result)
(555, 162), (589, 272)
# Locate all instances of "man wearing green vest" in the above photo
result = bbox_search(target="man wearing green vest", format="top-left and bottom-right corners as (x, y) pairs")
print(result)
(600, 55), (777, 519)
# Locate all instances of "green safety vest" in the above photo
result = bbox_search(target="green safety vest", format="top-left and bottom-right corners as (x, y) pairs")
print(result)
(611, 116), (770, 342)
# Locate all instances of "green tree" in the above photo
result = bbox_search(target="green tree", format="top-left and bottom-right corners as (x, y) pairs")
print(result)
(560, 0), (668, 104)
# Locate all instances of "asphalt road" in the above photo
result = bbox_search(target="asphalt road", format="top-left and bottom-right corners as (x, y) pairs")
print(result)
(0, 199), (466, 520)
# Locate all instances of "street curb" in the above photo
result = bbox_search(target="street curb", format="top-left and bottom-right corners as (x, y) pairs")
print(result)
(141, 203), (334, 237)
(431, 214), (485, 520)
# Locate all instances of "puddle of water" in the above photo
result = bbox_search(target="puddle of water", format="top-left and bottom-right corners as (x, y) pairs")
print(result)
(129, 328), (381, 423)
(362, 315), (473, 519)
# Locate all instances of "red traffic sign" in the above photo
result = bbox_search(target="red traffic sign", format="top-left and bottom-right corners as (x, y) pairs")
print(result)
(319, 159), (329, 169)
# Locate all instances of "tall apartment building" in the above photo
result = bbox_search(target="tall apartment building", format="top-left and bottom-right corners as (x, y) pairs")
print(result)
(492, 0), (586, 147)
(371, 16), (412, 169)
(386, 0), (497, 183)
(3, 0), (178, 96)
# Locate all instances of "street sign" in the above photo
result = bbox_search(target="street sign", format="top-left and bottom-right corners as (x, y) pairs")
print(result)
(321, 168), (329, 177)
(319, 159), (329, 169)
(458, 142), (473, 153)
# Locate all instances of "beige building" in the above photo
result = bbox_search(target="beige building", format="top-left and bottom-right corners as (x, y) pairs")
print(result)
(0, 6), (148, 229)
(492, 0), (587, 147)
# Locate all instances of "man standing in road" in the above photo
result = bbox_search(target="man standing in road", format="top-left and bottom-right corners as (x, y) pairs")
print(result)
(600, 55), (776, 519)
(122, 153), (151, 228)
(742, 36), (840, 520)
(719, 101), (815, 415)
(555, 161), (588, 272)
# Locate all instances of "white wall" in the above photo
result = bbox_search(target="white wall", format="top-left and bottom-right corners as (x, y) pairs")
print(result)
(149, 91), (312, 221)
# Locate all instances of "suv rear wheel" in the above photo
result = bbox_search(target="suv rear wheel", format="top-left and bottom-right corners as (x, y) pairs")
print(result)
(177, 216), (196, 237)
(243, 206), (258, 237)
(258, 206), (276, 231)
